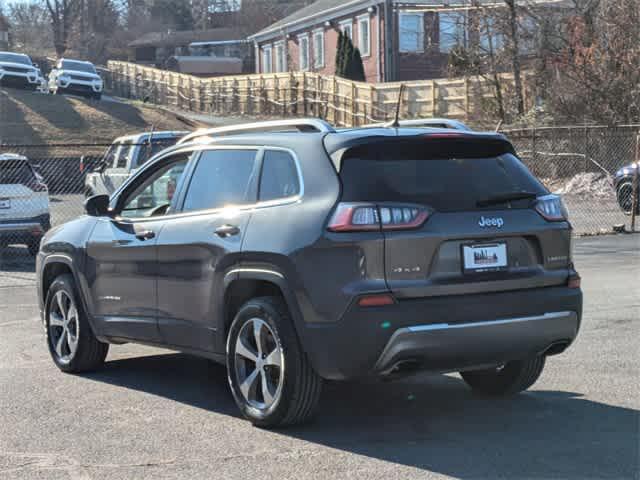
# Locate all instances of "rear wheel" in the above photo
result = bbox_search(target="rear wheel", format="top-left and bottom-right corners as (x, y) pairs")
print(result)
(45, 274), (108, 373)
(617, 180), (636, 215)
(460, 355), (546, 396)
(226, 296), (322, 428)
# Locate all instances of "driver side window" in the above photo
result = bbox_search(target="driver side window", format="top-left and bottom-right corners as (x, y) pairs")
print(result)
(120, 155), (189, 219)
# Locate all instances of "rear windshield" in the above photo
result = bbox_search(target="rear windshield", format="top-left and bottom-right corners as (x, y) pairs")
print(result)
(339, 153), (547, 212)
(0, 160), (35, 184)
(61, 60), (96, 73)
(0, 53), (32, 65)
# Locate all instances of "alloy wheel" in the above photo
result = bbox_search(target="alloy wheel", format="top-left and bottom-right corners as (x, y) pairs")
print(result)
(48, 291), (80, 363)
(233, 318), (285, 412)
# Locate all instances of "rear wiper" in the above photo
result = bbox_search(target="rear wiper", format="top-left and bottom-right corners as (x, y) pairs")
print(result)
(476, 191), (538, 207)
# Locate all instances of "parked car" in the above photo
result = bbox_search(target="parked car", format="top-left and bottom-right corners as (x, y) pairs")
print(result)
(0, 51), (41, 91)
(613, 162), (639, 214)
(83, 131), (188, 197)
(36, 119), (582, 428)
(49, 58), (103, 100)
(0, 154), (50, 255)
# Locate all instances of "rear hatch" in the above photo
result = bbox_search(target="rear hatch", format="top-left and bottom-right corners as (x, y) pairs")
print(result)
(331, 134), (572, 299)
(0, 159), (46, 220)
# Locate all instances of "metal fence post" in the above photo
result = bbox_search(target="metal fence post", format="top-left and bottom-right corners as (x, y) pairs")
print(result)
(631, 133), (640, 232)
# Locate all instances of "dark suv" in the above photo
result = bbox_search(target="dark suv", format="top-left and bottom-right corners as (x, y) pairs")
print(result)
(36, 119), (582, 427)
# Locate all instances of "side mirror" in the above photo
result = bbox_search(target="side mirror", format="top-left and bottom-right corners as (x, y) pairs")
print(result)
(85, 194), (111, 217)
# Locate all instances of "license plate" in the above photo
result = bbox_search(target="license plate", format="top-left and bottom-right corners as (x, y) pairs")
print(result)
(0, 199), (10, 209)
(462, 242), (507, 272)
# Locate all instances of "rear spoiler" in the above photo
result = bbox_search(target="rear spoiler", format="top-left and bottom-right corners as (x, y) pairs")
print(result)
(326, 133), (516, 171)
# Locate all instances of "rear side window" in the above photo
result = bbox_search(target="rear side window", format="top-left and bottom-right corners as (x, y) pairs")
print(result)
(0, 160), (35, 184)
(182, 149), (258, 211)
(340, 153), (546, 212)
(137, 139), (179, 166)
(259, 150), (300, 201)
(115, 142), (132, 168)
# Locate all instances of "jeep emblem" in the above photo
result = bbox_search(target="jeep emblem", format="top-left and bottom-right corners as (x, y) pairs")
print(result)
(478, 216), (504, 228)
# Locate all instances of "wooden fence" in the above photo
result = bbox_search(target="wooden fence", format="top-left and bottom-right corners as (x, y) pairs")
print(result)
(105, 61), (532, 127)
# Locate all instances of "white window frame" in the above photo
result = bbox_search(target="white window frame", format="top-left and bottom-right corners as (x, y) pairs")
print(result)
(262, 44), (273, 74)
(274, 40), (286, 72)
(357, 14), (371, 57)
(339, 19), (353, 40)
(398, 12), (424, 53)
(313, 28), (325, 68)
(298, 33), (310, 71)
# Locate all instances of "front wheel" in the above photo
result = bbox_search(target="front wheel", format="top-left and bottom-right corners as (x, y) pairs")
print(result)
(226, 296), (322, 428)
(45, 274), (109, 373)
(617, 181), (637, 215)
(460, 355), (546, 396)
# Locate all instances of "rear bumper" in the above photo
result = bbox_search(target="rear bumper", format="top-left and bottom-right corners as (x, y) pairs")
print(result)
(298, 285), (582, 380)
(0, 214), (51, 241)
(374, 311), (578, 374)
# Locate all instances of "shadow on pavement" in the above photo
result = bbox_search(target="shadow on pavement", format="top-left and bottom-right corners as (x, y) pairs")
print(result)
(86, 352), (638, 479)
(0, 245), (36, 273)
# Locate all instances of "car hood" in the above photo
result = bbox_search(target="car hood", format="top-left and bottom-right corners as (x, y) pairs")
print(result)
(0, 61), (36, 71)
(58, 70), (101, 81)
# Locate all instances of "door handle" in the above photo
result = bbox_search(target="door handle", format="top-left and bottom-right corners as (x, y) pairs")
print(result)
(135, 229), (155, 241)
(215, 224), (240, 238)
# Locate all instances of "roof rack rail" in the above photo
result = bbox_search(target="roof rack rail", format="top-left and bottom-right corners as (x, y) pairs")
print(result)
(361, 118), (472, 131)
(177, 118), (335, 145)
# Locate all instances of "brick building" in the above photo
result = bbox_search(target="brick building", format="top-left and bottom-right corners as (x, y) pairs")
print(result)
(248, 0), (565, 83)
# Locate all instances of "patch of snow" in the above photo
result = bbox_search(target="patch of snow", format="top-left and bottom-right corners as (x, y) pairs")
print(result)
(543, 172), (615, 198)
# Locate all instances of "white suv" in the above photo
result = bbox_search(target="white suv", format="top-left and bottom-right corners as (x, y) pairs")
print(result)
(0, 154), (50, 255)
(49, 58), (103, 100)
(0, 51), (41, 91)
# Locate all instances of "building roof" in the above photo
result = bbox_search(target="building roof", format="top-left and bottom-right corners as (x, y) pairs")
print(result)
(249, 0), (570, 40)
(250, 0), (364, 39)
(129, 28), (245, 48)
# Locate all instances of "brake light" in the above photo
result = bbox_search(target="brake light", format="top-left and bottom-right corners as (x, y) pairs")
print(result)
(568, 274), (581, 289)
(535, 194), (568, 222)
(358, 293), (396, 307)
(328, 203), (430, 232)
(28, 180), (48, 192)
(79, 158), (85, 173)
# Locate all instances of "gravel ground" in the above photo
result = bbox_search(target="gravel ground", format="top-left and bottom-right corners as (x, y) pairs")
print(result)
(0, 235), (638, 479)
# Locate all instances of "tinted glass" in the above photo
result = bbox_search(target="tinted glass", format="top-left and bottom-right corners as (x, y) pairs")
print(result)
(340, 153), (546, 212)
(137, 139), (180, 166)
(259, 150), (300, 201)
(0, 160), (35, 184)
(183, 150), (257, 211)
(122, 158), (189, 218)
(61, 60), (96, 73)
(0, 53), (31, 65)
(115, 142), (132, 168)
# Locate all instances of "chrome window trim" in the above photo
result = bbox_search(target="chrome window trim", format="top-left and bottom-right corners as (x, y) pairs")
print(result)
(112, 145), (305, 225)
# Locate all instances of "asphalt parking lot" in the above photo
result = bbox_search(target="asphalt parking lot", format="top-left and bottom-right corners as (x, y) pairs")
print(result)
(0, 235), (638, 479)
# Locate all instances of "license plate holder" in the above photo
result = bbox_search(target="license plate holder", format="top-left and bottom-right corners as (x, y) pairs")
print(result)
(462, 242), (508, 273)
(0, 199), (11, 209)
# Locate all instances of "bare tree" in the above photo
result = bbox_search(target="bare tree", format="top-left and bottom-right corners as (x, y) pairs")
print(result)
(7, 2), (54, 54)
(44, 0), (80, 56)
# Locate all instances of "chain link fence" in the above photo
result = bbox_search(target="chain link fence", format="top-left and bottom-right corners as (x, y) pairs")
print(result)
(1, 126), (638, 260)
(503, 125), (640, 235)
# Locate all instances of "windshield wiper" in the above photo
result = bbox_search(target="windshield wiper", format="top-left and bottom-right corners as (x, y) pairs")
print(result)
(476, 191), (538, 207)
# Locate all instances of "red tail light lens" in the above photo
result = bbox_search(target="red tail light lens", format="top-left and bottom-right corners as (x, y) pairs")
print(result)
(358, 293), (396, 307)
(328, 203), (430, 232)
(535, 194), (568, 222)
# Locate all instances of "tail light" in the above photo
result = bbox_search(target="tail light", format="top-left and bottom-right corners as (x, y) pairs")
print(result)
(27, 178), (48, 192)
(568, 273), (581, 289)
(328, 203), (430, 232)
(79, 157), (85, 173)
(535, 194), (568, 222)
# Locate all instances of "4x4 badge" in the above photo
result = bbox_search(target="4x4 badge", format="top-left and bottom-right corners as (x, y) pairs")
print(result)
(478, 216), (504, 228)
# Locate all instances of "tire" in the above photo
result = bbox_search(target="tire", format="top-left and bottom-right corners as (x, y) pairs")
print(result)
(44, 274), (108, 373)
(460, 355), (546, 396)
(616, 180), (636, 215)
(27, 239), (40, 256)
(226, 296), (322, 428)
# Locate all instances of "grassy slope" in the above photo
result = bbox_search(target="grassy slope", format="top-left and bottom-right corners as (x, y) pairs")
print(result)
(0, 87), (190, 148)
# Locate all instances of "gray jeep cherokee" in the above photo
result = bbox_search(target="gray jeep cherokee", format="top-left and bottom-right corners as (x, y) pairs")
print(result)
(36, 119), (582, 427)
